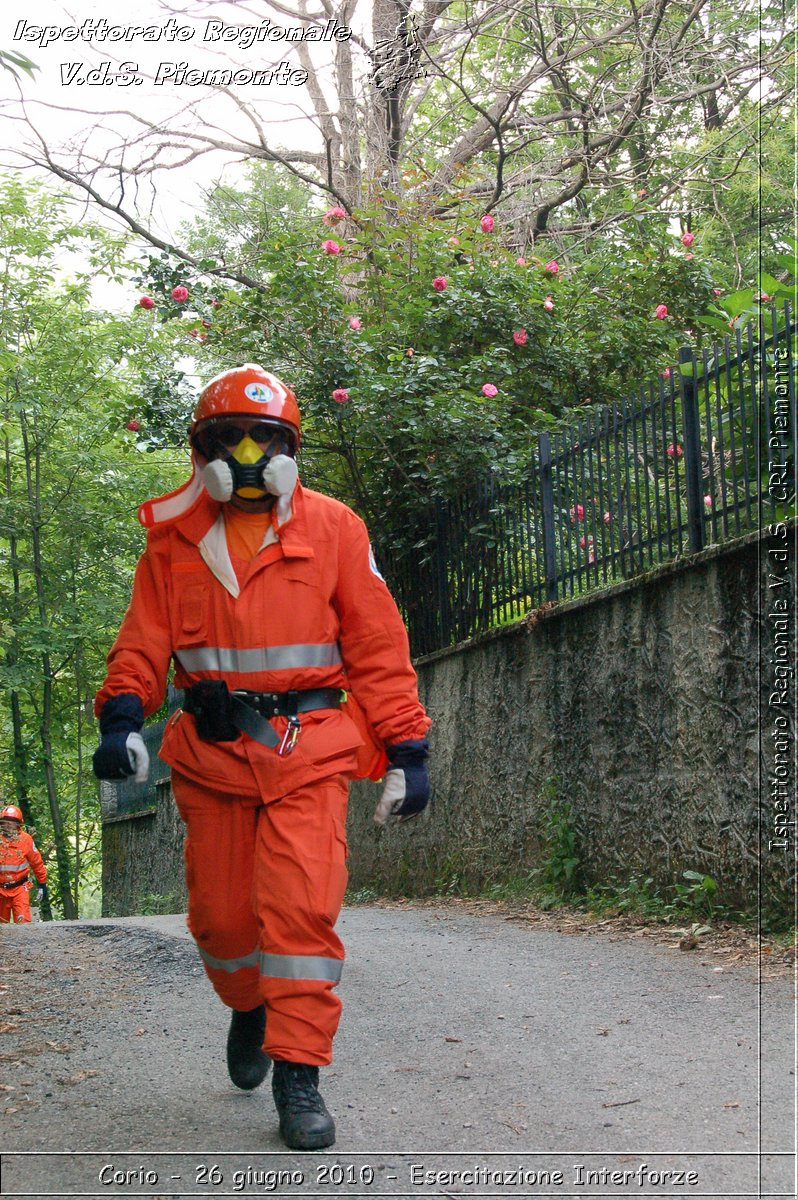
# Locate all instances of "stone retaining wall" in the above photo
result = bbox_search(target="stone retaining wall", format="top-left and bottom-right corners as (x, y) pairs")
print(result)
(102, 527), (794, 919)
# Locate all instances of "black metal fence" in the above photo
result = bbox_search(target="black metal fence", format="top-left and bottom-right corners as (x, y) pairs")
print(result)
(380, 303), (796, 657)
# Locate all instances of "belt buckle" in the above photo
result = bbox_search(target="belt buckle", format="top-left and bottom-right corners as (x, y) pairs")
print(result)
(278, 716), (301, 756)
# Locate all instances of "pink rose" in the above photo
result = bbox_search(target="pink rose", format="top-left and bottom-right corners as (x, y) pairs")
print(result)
(662, 368), (672, 379)
(544, 260), (559, 273)
(481, 383), (498, 398)
(704, 494), (713, 508)
(685, 253), (695, 261)
(655, 304), (668, 319)
(480, 214), (495, 233)
(681, 231), (695, 247)
(171, 285), (189, 302)
(543, 295), (554, 311)
(138, 295), (155, 310)
(712, 288), (723, 297)
(603, 512), (612, 525)
(579, 535), (594, 549)
(448, 236), (460, 247)
(126, 419), (140, 432)
(210, 297), (221, 307)
(332, 388), (350, 404)
(666, 443), (683, 459)
(348, 316), (362, 330)
(570, 504), (585, 523)
(587, 551), (596, 564)
(515, 257), (527, 266)
(323, 206), (347, 225)
(512, 329), (528, 347)
(432, 276), (448, 292)
(757, 292), (771, 302)
(322, 239), (341, 255)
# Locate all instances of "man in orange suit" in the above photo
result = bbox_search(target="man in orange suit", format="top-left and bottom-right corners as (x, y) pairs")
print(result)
(0, 805), (48, 924)
(93, 365), (431, 1150)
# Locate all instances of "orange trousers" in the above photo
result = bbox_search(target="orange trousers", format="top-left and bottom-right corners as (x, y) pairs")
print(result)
(172, 770), (349, 1066)
(0, 884), (32, 923)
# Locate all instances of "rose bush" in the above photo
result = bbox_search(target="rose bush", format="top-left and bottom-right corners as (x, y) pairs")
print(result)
(137, 195), (740, 553)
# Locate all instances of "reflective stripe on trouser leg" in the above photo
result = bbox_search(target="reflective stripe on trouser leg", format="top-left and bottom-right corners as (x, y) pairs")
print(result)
(171, 770), (263, 1012)
(254, 776), (349, 1067)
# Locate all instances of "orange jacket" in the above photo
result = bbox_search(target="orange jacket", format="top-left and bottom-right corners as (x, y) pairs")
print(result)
(0, 830), (47, 887)
(96, 483), (430, 800)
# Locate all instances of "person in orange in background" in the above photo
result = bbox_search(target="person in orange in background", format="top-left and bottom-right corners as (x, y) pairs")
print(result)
(92, 366), (431, 1152)
(0, 804), (48, 924)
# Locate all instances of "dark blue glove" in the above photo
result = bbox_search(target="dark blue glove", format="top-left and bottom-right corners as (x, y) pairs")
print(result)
(93, 694), (145, 781)
(374, 739), (430, 825)
(36, 884), (48, 903)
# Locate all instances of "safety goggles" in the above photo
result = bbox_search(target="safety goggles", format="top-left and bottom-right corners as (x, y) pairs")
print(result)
(194, 420), (292, 459)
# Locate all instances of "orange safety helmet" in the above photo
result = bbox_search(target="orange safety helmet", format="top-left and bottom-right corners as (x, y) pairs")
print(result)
(190, 365), (300, 456)
(0, 805), (23, 823)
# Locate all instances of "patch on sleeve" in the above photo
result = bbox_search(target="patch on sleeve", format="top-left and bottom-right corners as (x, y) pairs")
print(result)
(368, 544), (385, 581)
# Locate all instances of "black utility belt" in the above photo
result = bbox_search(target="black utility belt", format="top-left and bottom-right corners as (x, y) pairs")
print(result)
(1, 876), (28, 888)
(182, 681), (342, 752)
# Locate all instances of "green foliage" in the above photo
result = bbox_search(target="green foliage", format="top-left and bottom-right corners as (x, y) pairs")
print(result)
(137, 891), (180, 916)
(142, 175), (735, 557)
(345, 885), (379, 906)
(673, 870), (720, 920)
(0, 49), (38, 79)
(583, 870), (727, 925)
(532, 780), (583, 906)
(0, 177), (185, 915)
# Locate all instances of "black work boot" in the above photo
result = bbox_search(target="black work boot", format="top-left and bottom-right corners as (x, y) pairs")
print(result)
(226, 1004), (271, 1090)
(272, 1060), (335, 1150)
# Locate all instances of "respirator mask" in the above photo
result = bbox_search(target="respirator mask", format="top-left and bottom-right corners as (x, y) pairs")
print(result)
(198, 421), (298, 504)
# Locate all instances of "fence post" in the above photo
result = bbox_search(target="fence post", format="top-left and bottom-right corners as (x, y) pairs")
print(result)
(433, 496), (453, 646)
(538, 433), (558, 600)
(679, 345), (704, 553)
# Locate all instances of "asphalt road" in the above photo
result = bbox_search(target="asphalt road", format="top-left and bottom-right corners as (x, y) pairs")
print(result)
(0, 906), (794, 1200)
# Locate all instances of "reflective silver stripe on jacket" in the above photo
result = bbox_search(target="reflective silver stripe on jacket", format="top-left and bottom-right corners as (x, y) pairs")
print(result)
(0, 864), (25, 872)
(197, 944), (342, 983)
(176, 643), (342, 674)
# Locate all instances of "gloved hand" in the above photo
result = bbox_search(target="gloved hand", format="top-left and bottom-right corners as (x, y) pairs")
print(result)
(36, 884), (47, 903)
(93, 694), (149, 783)
(373, 739), (430, 826)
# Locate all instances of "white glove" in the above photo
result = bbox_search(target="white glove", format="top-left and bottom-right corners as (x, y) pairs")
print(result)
(373, 769), (409, 826)
(126, 732), (150, 783)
